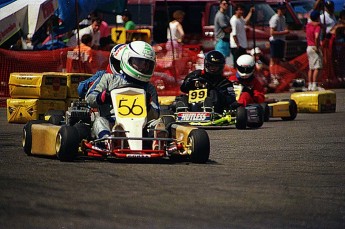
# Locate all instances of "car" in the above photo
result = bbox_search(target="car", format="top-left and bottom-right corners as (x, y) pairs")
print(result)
(164, 77), (264, 129)
(22, 86), (210, 163)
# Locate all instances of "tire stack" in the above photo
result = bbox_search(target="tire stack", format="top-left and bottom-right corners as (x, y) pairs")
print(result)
(6, 72), (91, 124)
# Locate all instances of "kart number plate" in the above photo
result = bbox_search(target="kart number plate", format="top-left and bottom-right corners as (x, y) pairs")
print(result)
(115, 94), (147, 118)
(188, 89), (207, 103)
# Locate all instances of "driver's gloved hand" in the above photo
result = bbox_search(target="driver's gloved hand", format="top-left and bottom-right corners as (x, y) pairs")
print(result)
(96, 90), (111, 105)
(242, 86), (254, 97)
(229, 101), (241, 110)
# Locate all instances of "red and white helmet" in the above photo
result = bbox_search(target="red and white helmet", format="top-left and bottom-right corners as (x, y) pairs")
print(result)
(109, 44), (126, 74)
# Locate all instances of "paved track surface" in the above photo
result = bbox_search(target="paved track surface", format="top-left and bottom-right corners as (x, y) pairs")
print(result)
(1, 90), (345, 229)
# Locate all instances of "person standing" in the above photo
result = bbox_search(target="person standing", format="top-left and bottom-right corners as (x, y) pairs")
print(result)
(122, 9), (136, 43)
(268, 4), (290, 87)
(67, 16), (102, 49)
(320, 1), (337, 41)
(306, 10), (323, 91)
(230, 4), (254, 68)
(214, 0), (232, 63)
(166, 10), (185, 59)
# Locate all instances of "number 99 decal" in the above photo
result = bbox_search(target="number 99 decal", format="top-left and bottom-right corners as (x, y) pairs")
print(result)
(188, 89), (208, 103)
(116, 94), (147, 118)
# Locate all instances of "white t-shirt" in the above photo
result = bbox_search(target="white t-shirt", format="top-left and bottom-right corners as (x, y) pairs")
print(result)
(320, 11), (337, 34)
(167, 21), (183, 41)
(230, 15), (248, 48)
(67, 25), (100, 47)
(269, 14), (287, 41)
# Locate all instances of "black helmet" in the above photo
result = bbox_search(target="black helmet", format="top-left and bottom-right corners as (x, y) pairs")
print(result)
(204, 50), (225, 75)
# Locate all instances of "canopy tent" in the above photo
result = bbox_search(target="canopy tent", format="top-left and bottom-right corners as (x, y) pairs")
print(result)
(0, 0), (58, 45)
(56, 0), (126, 33)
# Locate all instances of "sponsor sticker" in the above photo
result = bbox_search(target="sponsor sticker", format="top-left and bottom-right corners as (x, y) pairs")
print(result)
(177, 112), (211, 122)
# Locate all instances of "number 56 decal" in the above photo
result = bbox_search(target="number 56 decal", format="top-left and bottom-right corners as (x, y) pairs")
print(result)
(116, 94), (147, 118)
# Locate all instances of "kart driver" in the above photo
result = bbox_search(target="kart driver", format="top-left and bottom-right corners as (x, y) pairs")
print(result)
(85, 41), (160, 139)
(179, 50), (237, 113)
(229, 54), (266, 107)
(78, 43), (126, 98)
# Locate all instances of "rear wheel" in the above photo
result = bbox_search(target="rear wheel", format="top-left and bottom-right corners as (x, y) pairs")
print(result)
(261, 103), (270, 122)
(282, 99), (298, 121)
(247, 105), (264, 128)
(188, 129), (210, 163)
(22, 120), (47, 156)
(235, 107), (247, 129)
(56, 126), (80, 162)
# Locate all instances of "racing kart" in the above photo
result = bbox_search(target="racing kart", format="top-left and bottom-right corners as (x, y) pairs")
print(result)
(233, 84), (298, 122)
(165, 77), (264, 129)
(22, 86), (210, 163)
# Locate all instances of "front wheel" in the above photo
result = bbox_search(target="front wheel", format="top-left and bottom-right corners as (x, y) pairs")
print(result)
(56, 126), (80, 162)
(22, 120), (47, 156)
(235, 107), (247, 129)
(187, 129), (210, 163)
(281, 100), (298, 121)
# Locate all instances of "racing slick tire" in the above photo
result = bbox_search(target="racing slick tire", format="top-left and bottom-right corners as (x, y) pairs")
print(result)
(235, 107), (247, 130)
(261, 103), (270, 122)
(161, 115), (176, 135)
(74, 122), (91, 141)
(56, 125), (80, 162)
(281, 99), (298, 121)
(22, 120), (47, 156)
(188, 129), (210, 163)
(247, 105), (264, 129)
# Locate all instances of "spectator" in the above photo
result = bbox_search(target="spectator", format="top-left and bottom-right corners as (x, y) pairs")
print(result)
(330, 9), (345, 42)
(67, 16), (102, 49)
(166, 10), (185, 59)
(122, 9), (137, 43)
(230, 4), (254, 68)
(214, 0), (232, 64)
(268, 3), (290, 88)
(320, 1), (337, 40)
(73, 34), (93, 63)
(306, 10), (323, 91)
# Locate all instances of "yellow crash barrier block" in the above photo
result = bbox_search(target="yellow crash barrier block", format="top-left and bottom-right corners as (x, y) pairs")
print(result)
(290, 90), (336, 113)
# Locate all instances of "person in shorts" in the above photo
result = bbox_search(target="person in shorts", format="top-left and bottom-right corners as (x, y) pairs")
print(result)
(306, 10), (323, 91)
(214, 0), (232, 63)
(268, 4), (290, 88)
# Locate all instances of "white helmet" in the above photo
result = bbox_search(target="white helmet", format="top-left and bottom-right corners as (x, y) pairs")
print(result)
(109, 44), (126, 74)
(120, 41), (156, 82)
(236, 54), (255, 79)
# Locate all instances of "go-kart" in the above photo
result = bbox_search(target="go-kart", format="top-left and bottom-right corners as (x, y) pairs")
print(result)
(166, 77), (264, 129)
(233, 84), (298, 122)
(22, 86), (210, 163)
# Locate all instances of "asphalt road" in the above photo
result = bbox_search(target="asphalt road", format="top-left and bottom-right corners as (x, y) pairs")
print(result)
(1, 90), (345, 229)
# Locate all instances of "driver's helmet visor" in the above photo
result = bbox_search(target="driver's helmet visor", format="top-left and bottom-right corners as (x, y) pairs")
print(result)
(129, 57), (155, 75)
(237, 65), (254, 75)
(205, 63), (223, 74)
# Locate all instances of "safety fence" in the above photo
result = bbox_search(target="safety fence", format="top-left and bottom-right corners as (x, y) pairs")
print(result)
(1, 41), (345, 107)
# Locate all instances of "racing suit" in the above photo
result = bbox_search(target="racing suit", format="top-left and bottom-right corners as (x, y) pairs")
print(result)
(180, 69), (236, 113)
(229, 73), (266, 107)
(86, 72), (160, 139)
